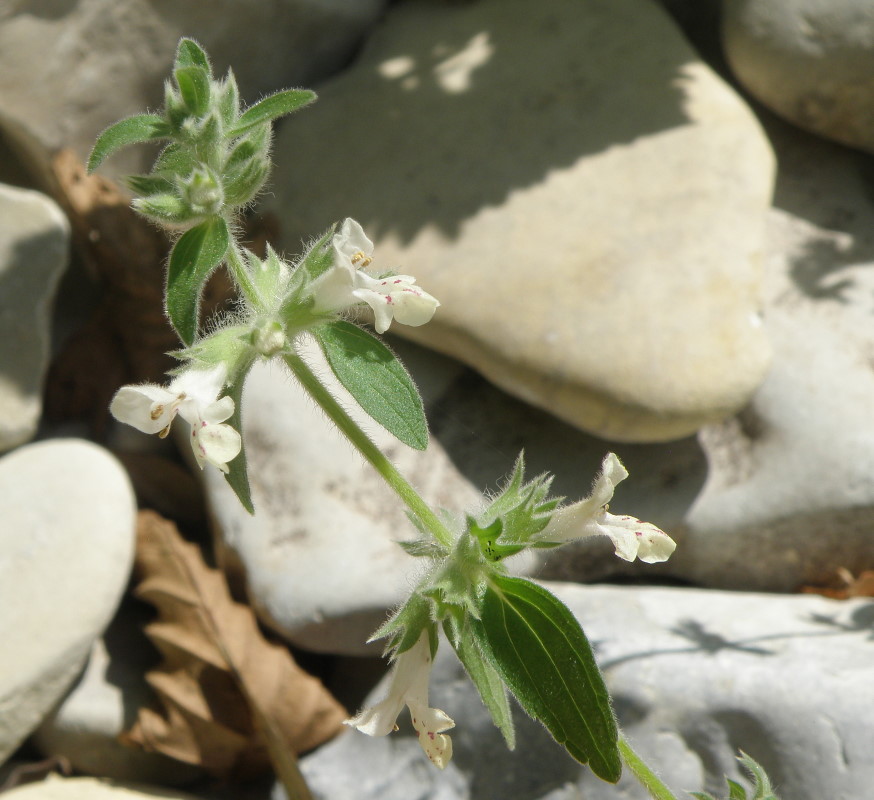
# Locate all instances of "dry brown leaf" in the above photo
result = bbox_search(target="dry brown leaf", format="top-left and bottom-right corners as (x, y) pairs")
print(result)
(799, 567), (874, 599)
(126, 511), (347, 784)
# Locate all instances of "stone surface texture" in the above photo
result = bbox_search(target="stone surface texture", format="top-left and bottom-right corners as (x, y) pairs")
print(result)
(299, 583), (874, 800)
(538, 117), (874, 592)
(267, 0), (775, 443)
(0, 184), (69, 453)
(0, 0), (388, 186)
(0, 440), (137, 763)
(723, 0), (874, 153)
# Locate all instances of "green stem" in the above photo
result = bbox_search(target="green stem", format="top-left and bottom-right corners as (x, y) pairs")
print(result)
(225, 239), (260, 307)
(619, 735), (681, 800)
(284, 350), (455, 548)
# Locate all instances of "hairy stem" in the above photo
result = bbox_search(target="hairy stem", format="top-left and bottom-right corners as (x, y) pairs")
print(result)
(284, 349), (454, 548)
(619, 735), (681, 800)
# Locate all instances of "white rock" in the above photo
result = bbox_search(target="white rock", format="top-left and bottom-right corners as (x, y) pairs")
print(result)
(0, 440), (136, 764)
(2, 775), (202, 800)
(0, 184), (69, 453)
(723, 0), (874, 153)
(32, 627), (202, 785)
(205, 343), (485, 655)
(537, 119), (874, 591)
(267, 0), (774, 442)
(666, 118), (874, 591)
(302, 583), (874, 800)
(0, 0), (388, 185)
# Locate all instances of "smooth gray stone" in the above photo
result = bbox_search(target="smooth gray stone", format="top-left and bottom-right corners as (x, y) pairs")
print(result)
(0, 184), (69, 453)
(0, 0), (388, 186)
(0, 440), (136, 764)
(723, 0), (874, 153)
(266, 0), (774, 443)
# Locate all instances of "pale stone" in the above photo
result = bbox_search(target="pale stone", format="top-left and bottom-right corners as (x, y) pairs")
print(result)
(723, 0), (874, 153)
(660, 117), (874, 591)
(267, 0), (774, 442)
(0, 184), (69, 453)
(2, 776), (202, 800)
(0, 0), (388, 186)
(537, 118), (874, 591)
(300, 583), (873, 800)
(33, 626), (202, 785)
(0, 440), (136, 764)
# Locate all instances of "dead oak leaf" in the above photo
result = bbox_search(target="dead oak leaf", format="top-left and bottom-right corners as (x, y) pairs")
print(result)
(126, 511), (347, 781)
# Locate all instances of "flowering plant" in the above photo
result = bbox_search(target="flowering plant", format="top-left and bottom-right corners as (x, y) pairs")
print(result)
(91, 38), (778, 800)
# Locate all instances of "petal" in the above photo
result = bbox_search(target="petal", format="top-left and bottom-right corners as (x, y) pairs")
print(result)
(598, 513), (675, 563)
(344, 695), (406, 738)
(201, 395), (235, 424)
(389, 286), (440, 328)
(309, 263), (357, 313)
(635, 525), (677, 563)
(334, 218), (374, 262)
(353, 287), (396, 334)
(170, 365), (227, 406)
(110, 384), (176, 434)
(191, 422), (242, 473)
(409, 701), (454, 769)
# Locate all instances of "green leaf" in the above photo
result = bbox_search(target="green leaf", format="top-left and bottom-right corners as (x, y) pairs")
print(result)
(125, 174), (174, 197)
(444, 614), (516, 749)
(87, 114), (171, 172)
(468, 575), (621, 783)
(369, 592), (432, 655)
(175, 65), (211, 116)
(165, 217), (230, 345)
(229, 89), (317, 136)
(132, 193), (200, 225)
(218, 71), (241, 128)
(222, 360), (255, 514)
(175, 38), (211, 72)
(299, 225), (337, 281)
(727, 781), (748, 800)
(314, 320), (428, 450)
(153, 143), (196, 177)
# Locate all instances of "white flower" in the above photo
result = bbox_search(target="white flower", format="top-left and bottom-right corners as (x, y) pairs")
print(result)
(533, 453), (676, 563)
(110, 365), (242, 474)
(310, 218), (440, 334)
(345, 632), (455, 768)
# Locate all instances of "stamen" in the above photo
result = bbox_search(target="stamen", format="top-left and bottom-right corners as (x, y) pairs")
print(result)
(158, 423), (172, 439)
(351, 250), (373, 268)
(150, 404), (165, 420)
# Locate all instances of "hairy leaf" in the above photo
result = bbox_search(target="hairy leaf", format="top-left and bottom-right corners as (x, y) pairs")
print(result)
(88, 114), (170, 172)
(166, 217), (229, 345)
(127, 511), (346, 779)
(469, 575), (621, 782)
(444, 615), (516, 749)
(314, 320), (428, 450)
(230, 89), (317, 136)
(175, 65), (211, 116)
(175, 38), (211, 72)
